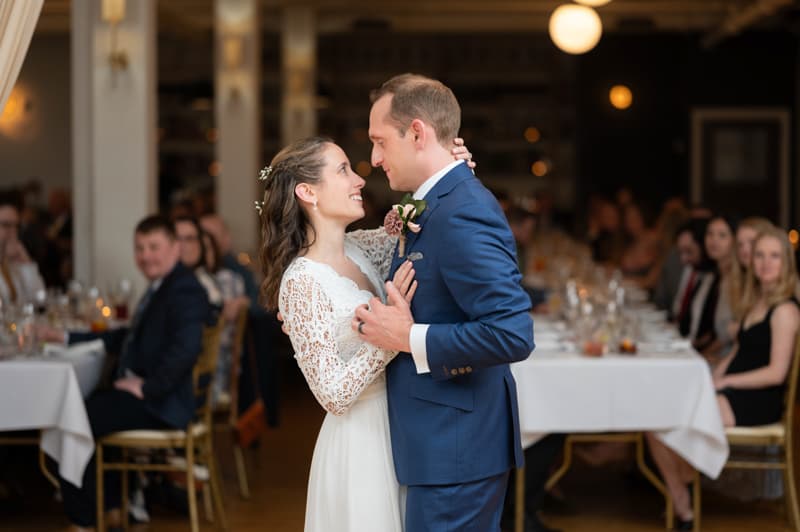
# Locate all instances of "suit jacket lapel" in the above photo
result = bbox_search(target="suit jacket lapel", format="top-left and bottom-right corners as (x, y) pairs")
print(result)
(404, 164), (473, 252)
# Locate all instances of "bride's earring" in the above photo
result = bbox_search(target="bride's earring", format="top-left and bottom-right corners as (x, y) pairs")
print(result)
(313, 200), (318, 211)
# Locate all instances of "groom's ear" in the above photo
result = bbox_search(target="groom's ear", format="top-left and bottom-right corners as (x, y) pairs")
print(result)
(409, 119), (426, 148)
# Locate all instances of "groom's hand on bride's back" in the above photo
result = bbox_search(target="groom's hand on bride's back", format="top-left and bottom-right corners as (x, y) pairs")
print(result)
(352, 280), (414, 353)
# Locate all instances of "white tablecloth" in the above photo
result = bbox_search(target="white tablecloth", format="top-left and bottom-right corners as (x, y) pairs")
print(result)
(0, 340), (105, 487)
(512, 336), (729, 478)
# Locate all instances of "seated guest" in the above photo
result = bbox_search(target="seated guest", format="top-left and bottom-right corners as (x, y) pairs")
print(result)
(733, 217), (775, 317)
(649, 199), (690, 305)
(671, 218), (717, 350)
(646, 225), (800, 529)
(507, 206), (548, 310)
(201, 230), (248, 404)
(201, 213), (281, 426)
(702, 215), (738, 362)
(38, 215), (211, 532)
(0, 190), (45, 304)
(174, 215), (223, 313)
(588, 198), (624, 267)
(619, 202), (660, 283)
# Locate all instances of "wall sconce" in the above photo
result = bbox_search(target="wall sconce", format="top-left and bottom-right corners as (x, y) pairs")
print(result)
(102, 0), (128, 77)
(223, 35), (244, 70)
(221, 34), (246, 100)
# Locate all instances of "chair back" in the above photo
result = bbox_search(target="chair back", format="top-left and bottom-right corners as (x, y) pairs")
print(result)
(227, 303), (249, 425)
(193, 317), (225, 427)
(781, 332), (800, 444)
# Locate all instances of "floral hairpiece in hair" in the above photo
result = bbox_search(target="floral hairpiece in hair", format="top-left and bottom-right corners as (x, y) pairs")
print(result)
(258, 165), (273, 185)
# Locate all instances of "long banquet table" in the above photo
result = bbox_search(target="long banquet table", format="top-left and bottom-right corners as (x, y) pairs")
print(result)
(512, 320), (729, 478)
(510, 313), (729, 531)
(0, 339), (105, 488)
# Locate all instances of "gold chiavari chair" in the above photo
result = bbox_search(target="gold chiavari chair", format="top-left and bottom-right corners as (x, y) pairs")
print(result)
(212, 303), (252, 499)
(696, 333), (800, 530)
(95, 318), (227, 532)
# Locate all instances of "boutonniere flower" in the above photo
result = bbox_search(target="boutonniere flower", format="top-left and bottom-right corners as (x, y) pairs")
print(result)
(383, 193), (426, 257)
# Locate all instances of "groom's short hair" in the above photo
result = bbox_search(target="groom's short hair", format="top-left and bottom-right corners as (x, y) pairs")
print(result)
(370, 73), (461, 147)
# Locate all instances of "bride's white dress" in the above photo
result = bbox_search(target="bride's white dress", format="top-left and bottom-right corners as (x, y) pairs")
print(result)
(278, 229), (403, 532)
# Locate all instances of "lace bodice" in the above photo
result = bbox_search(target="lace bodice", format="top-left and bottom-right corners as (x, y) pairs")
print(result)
(344, 228), (397, 281)
(278, 229), (398, 416)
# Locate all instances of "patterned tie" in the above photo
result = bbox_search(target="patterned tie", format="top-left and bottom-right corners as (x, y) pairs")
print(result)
(117, 286), (155, 376)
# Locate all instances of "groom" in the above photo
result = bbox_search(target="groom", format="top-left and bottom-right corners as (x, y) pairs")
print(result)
(355, 74), (535, 531)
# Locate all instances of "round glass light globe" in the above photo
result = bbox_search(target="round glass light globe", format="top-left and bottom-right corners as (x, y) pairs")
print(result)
(548, 4), (603, 55)
(574, 0), (612, 7)
(609, 85), (633, 109)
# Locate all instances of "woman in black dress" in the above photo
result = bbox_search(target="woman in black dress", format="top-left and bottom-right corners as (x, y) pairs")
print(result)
(714, 226), (800, 425)
(646, 225), (800, 529)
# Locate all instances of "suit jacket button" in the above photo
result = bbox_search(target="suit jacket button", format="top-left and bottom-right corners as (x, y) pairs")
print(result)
(466, 366), (473, 373)
(450, 368), (458, 376)
(458, 368), (466, 375)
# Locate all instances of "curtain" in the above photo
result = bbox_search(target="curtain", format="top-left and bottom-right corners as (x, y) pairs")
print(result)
(0, 0), (44, 115)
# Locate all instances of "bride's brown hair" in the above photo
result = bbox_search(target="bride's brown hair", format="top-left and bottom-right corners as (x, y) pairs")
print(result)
(259, 136), (332, 310)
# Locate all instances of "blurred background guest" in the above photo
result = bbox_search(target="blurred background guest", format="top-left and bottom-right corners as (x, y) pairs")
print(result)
(201, 213), (282, 427)
(201, 229), (248, 404)
(0, 189), (45, 305)
(588, 197), (624, 268)
(174, 215), (223, 314)
(701, 215), (739, 364)
(671, 217), (717, 350)
(619, 202), (659, 285)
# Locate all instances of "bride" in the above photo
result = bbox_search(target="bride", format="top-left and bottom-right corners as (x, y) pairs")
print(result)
(258, 136), (472, 531)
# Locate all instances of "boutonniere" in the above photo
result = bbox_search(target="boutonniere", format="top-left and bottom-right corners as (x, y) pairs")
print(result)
(383, 193), (426, 257)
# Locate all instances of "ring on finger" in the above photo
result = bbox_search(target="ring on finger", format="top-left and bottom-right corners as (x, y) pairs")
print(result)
(358, 321), (365, 335)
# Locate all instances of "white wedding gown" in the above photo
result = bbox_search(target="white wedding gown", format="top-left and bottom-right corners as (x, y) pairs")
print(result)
(278, 229), (404, 532)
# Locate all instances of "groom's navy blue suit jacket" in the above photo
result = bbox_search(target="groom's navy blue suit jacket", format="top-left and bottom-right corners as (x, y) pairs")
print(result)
(386, 162), (535, 486)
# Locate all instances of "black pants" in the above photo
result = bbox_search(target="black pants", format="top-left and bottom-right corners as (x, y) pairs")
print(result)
(60, 389), (167, 527)
(505, 434), (566, 517)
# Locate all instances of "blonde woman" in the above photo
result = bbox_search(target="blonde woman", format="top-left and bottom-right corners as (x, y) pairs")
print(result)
(731, 217), (775, 317)
(646, 226), (800, 529)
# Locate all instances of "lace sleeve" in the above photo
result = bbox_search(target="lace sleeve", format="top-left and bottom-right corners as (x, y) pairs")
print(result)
(279, 267), (397, 415)
(346, 228), (397, 280)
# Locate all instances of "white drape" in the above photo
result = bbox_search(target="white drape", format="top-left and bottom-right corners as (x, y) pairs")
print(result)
(0, 0), (44, 114)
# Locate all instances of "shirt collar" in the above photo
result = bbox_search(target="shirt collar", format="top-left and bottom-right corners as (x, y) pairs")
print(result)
(413, 160), (464, 200)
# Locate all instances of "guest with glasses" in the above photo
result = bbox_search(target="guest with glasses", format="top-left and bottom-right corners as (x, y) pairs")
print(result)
(174, 216), (223, 314)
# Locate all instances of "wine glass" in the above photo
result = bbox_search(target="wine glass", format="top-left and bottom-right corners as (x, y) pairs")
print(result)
(110, 278), (132, 320)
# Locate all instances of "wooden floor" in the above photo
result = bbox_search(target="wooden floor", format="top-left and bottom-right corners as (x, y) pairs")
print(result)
(0, 362), (795, 531)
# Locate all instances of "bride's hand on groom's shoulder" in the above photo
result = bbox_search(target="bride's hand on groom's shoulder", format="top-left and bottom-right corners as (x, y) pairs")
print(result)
(452, 137), (476, 169)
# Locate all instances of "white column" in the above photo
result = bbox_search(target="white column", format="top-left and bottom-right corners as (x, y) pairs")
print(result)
(72, 0), (157, 294)
(281, 6), (316, 145)
(214, 0), (261, 256)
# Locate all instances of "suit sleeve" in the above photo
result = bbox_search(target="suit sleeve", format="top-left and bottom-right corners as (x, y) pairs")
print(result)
(424, 202), (534, 380)
(69, 328), (127, 355)
(141, 278), (209, 400)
